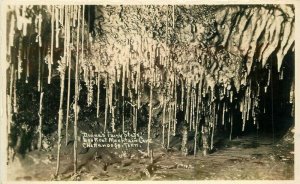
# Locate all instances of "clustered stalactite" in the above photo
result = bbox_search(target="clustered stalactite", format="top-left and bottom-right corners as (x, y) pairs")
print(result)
(6, 5), (294, 177)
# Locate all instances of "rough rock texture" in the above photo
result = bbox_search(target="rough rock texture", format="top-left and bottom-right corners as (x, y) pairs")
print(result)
(5, 5), (295, 156)
(213, 5), (294, 73)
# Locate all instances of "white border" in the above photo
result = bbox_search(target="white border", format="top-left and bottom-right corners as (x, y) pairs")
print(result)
(0, 1), (299, 184)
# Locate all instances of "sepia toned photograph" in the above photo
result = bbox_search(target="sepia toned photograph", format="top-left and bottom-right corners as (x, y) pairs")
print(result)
(0, 1), (297, 182)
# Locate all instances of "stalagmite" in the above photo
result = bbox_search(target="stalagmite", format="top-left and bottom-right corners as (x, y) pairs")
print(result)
(38, 91), (44, 150)
(194, 121), (198, 156)
(55, 58), (66, 176)
(182, 126), (188, 156)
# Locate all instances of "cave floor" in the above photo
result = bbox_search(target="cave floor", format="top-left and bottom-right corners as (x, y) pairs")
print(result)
(7, 132), (294, 181)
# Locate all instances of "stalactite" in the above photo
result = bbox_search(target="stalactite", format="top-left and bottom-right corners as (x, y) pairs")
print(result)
(8, 61), (14, 150)
(96, 73), (100, 118)
(48, 5), (54, 84)
(37, 44), (42, 91)
(65, 6), (71, 145)
(17, 46), (22, 80)
(252, 97), (256, 125)
(104, 75), (109, 132)
(242, 89), (248, 131)
(87, 67), (94, 107)
(173, 75), (177, 135)
(122, 63), (125, 97)
(134, 106), (138, 134)
(162, 95), (166, 147)
(13, 70), (17, 113)
(55, 6), (59, 48)
(22, 6), (28, 36)
(73, 5), (81, 175)
(9, 62), (14, 109)
(191, 88), (196, 130)
(109, 82), (113, 114)
(8, 13), (15, 49)
(189, 86), (193, 131)
(180, 79), (184, 111)
(167, 103), (171, 149)
(147, 80), (153, 156)
(121, 56), (126, 133)
(122, 95), (125, 133)
(210, 102), (215, 150)
(37, 11), (42, 47)
(25, 46), (29, 83)
(265, 68), (271, 93)
(7, 93), (12, 163)
(194, 81), (201, 156)
(186, 82), (191, 130)
(222, 101), (225, 126)
(172, 5), (175, 29)
(111, 106), (116, 132)
(6, 12), (14, 157)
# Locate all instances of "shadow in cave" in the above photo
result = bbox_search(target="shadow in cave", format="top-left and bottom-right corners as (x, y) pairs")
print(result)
(233, 48), (294, 142)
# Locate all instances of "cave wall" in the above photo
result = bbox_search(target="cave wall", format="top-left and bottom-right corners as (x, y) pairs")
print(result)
(5, 5), (295, 155)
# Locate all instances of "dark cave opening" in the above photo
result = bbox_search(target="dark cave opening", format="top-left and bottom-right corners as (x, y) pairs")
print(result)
(230, 48), (295, 139)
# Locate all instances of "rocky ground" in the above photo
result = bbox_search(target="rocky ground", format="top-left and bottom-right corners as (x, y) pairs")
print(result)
(7, 127), (294, 181)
